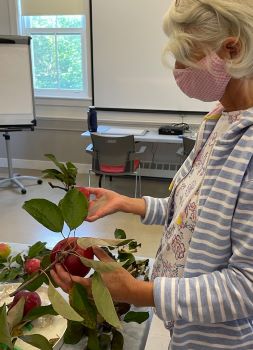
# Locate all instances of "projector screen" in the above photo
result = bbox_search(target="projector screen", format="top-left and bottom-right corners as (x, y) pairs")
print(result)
(91, 0), (215, 113)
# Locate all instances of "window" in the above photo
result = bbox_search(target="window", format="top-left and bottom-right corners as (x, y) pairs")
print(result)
(21, 14), (88, 99)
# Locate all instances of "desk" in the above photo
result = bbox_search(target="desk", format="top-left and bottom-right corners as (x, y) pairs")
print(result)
(81, 125), (183, 144)
(82, 126), (184, 178)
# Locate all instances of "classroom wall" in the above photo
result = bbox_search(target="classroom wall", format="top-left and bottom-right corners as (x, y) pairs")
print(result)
(0, 0), (11, 34)
(0, 0), (201, 172)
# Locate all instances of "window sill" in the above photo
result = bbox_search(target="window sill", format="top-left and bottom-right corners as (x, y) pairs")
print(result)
(35, 96), (92, 108)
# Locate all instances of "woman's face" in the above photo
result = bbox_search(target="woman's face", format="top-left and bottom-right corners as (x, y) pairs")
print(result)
(174, 51), (207, 69)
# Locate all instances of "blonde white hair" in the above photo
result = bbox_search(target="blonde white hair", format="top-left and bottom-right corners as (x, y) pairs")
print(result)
(163, 0), (253, 78)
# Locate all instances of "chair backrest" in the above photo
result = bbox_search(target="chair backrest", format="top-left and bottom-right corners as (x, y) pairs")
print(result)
(182, 136), (195, 158)
(91, 133), (136, 173)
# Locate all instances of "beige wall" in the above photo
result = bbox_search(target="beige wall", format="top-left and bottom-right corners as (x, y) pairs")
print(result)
(0, 0), (11, 34)
(0, 117), (90, 164)
(0, 0), (201, 169)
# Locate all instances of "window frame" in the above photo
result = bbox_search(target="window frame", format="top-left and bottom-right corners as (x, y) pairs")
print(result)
(21, 14), (89, 100)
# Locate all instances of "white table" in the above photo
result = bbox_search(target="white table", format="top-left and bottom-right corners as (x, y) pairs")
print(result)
(81, 125), (183, 144)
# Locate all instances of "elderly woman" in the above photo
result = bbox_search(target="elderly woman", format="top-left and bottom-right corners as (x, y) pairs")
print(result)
(51, 0), (253, 348)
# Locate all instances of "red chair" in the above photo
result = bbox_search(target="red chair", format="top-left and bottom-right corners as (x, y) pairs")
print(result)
(86, 133), (146, 197)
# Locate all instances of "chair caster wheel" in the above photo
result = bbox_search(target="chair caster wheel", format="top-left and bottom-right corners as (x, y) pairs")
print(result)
(37, 179), (43, 184)
(21, 189), (27, 194)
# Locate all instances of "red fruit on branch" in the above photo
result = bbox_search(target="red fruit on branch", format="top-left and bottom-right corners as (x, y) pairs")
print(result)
(9, 290), (41, 316)
(50, 237), (94, 277)
(24, 258), (41, 274)
(76, 187), (90, 200)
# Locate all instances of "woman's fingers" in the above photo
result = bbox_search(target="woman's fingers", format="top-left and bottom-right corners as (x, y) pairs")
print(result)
(50, 268), (70, 293)
(50, 263), (91, 294)
(86, 187), (104, 198)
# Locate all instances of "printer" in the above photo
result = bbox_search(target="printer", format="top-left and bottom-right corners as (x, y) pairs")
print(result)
(158, 123), (189, 135)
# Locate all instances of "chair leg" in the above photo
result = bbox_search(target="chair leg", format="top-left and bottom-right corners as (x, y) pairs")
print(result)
(135, 171), (138, 198)
(138, 165), (142, 197)
(102, 174), (106, 188)
(88, 170), (92, 187)
(99, 175), (103, 188)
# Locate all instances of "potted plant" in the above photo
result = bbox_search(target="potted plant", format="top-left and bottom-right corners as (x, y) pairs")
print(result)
(0, 155), (150, 350)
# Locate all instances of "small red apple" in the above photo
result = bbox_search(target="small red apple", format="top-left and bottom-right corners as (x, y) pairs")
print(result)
(24, 258), (41, 274)
(9, 290), (41, 316)
(76, 187), (90, 200)
(50, 237), (94, 277)
(0, 243), (11, 259)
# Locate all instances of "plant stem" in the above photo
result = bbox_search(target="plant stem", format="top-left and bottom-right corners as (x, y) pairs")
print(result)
(48, 182), (67, 191)
(9, 260), (58, 297)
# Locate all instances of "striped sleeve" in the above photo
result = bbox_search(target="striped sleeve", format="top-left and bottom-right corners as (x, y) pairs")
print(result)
(141, 196), (170, 225)
(153, 179), (253, 324)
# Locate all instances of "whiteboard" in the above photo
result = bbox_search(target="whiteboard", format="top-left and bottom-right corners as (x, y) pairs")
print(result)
(0, 36), (35, 127)
(91, 0), (215, 113)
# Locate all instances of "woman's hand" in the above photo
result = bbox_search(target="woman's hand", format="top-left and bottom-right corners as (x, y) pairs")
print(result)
(86, 187), (147, 222)
(50, 246), (154, 307)
(86, 187), (125, 222)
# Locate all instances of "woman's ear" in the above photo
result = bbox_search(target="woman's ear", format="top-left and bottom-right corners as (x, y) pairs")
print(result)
(222, 37), (241, 59)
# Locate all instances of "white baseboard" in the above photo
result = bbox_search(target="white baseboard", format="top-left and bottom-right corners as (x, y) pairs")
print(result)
(0, 158), (91, 174)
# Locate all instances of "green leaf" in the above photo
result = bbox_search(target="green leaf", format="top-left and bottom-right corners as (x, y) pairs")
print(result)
(114, 229), (126, 239)
(91, 272), (121, 329)
(66, 162), (77, 183)
(128, 240), (141, 250)
(79, 256), (123, 273)
(77, 238), (134, 250)
(0, 270), (9, 282)
(69, 283), (97, 329)
(13, 253), (24, 266)
(44, 154), (69, 176)
(47, 282), (83, 322)
(4, 268), (21, 282)
(22, 272), (47, 292)
(24, 305), (58, 322)
(43, 171), (66, 183)
(0, 257), (8, 264)
(28, 241), (49, 258)
(23, 199), (64, 233)
(0, 304), (12, 350)
(118, 252), (135, 267)
(60, 189), (89, 230)
(111, 330), (124, 350)
(123, 311), (149, 324)
(41, 254), (51, 269)
(42, 169), (62, 179)
(19, 334), (53, 350)
(63, 320), (86, 344)
(87, 329), (100, 350)
(7, 297), (25, 330)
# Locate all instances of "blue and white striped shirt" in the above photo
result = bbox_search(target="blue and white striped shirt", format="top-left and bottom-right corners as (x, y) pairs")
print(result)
(143, 108), (253, 349)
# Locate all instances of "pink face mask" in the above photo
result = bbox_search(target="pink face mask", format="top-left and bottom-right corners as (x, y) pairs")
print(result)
(173, 52), (231, 102)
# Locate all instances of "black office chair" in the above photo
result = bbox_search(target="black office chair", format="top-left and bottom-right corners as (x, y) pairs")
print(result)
(86, 134), (146, 197)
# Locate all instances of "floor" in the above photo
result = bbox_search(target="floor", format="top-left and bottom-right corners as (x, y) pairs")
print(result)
(0, 168), (170, 258)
